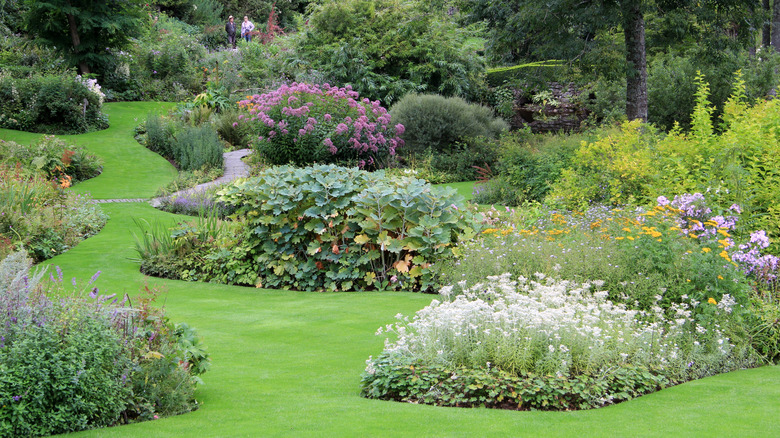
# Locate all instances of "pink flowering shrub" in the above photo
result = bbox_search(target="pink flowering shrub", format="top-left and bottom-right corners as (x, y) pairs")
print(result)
(238, 83), (405, 169)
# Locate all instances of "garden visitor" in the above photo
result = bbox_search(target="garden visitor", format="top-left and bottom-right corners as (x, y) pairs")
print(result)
(226, 16), (237, 49)
(241, 16), (255, 42)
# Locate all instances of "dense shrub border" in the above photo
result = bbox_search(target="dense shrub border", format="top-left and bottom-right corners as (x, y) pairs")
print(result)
(0, 74), (107, 134)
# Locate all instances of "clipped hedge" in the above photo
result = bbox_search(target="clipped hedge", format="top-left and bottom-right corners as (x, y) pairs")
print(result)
(215, 164), (479, 291)
(486, 60), (565, 88)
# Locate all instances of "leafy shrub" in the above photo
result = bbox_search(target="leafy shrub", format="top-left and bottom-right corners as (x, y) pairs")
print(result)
(130, 14), (207, 101)
(0, 165), (107, 262)
(238, 83), (404, 169)
(0, 252), (210, 435)
(474, 130), (588, 206)
(547, 120), (660, 209)
(390, 136), (500, 184)
(390, 93), (508, 157)
(0, 136), (102, 183)
(0, 74), (107, 134)
(141, 165), (479, 291)
(647, 52), (698, 131)
(296, 0), (486, 104)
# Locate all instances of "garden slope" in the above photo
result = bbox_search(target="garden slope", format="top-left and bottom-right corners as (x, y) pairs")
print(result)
(10, 103), (775, 437)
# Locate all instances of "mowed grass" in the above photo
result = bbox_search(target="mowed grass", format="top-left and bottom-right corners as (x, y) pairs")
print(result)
(19, 103), (777, 437)
(0, 102), (177, 199)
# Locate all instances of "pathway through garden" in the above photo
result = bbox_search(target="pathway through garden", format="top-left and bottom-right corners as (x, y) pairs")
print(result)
(2, 102), (779, 437)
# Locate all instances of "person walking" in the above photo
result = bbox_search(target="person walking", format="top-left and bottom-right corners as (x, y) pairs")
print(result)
(241, 16), (255, 43)
(226, 15), (237, 49)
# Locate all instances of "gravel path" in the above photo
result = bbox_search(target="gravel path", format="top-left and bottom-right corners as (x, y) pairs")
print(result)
(93, 149), (252, 206)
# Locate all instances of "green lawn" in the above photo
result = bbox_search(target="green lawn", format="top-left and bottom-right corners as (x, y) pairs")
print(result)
(5, 103), (775, 437)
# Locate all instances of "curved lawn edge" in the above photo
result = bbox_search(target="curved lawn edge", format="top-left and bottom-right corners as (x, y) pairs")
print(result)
(23, 104), (777, 437)
(0, 102), (178, 199)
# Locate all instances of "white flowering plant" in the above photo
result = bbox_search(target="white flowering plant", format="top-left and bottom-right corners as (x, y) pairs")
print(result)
(362, 274), (761, 410)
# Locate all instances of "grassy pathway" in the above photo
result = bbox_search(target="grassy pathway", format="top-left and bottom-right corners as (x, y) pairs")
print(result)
(3, 104), (777, 437)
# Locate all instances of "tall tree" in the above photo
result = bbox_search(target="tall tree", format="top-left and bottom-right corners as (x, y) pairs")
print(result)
(773, 0), (780, 48)
(462, 0), (759, 122)
(622, 1), (648, 121)
(24, 0), (143, 75)
(763, 0), (771, 47)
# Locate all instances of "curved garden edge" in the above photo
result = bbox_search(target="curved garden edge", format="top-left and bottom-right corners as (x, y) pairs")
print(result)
(3, 103), (776, 437)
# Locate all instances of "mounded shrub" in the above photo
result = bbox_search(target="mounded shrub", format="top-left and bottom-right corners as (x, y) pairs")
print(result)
(238, 83), (404, 169)
(390, 93), (508, 157)
(211, 164), (480, 291)
(362, 272), (759, 411)
(0, 74), (107, 134)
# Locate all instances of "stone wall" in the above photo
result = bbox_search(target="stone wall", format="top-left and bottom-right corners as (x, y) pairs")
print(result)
(510, 82), (590, 133)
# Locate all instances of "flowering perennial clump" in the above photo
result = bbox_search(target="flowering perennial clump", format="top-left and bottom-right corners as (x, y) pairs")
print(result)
(374, 274), (742, 380)
(238, 83), (404, 169)
(362, 273), (758, 410)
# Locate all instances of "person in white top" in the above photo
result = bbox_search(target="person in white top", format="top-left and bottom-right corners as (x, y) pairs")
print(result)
(241, 16), (255, 42)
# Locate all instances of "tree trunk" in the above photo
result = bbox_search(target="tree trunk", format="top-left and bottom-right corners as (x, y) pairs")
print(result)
(622, 1), (647, 122)
(764, 0), (771, 47)
(772, 0), (780, 50)
(66, 7), (91, 74)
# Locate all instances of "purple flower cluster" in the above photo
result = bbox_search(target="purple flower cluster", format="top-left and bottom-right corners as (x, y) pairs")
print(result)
(659, 193), (778, 282)
(732, 230), (780, 281)
(238, 82), (404, 168)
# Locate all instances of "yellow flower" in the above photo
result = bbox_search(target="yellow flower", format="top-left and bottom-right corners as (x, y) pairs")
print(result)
(627, 236), (635, 241)
(622, 227), (632, 232)
(718, 275), (724, 280)
(719, 250), (731, 262)
(717, 229), (731, 237)
(708, 297), (717, 305)
(702, 247), (711, 253)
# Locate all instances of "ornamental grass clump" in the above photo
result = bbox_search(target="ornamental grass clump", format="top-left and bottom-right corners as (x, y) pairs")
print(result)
(238, 83), (404, 169)
(361, 273), (760, 411)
